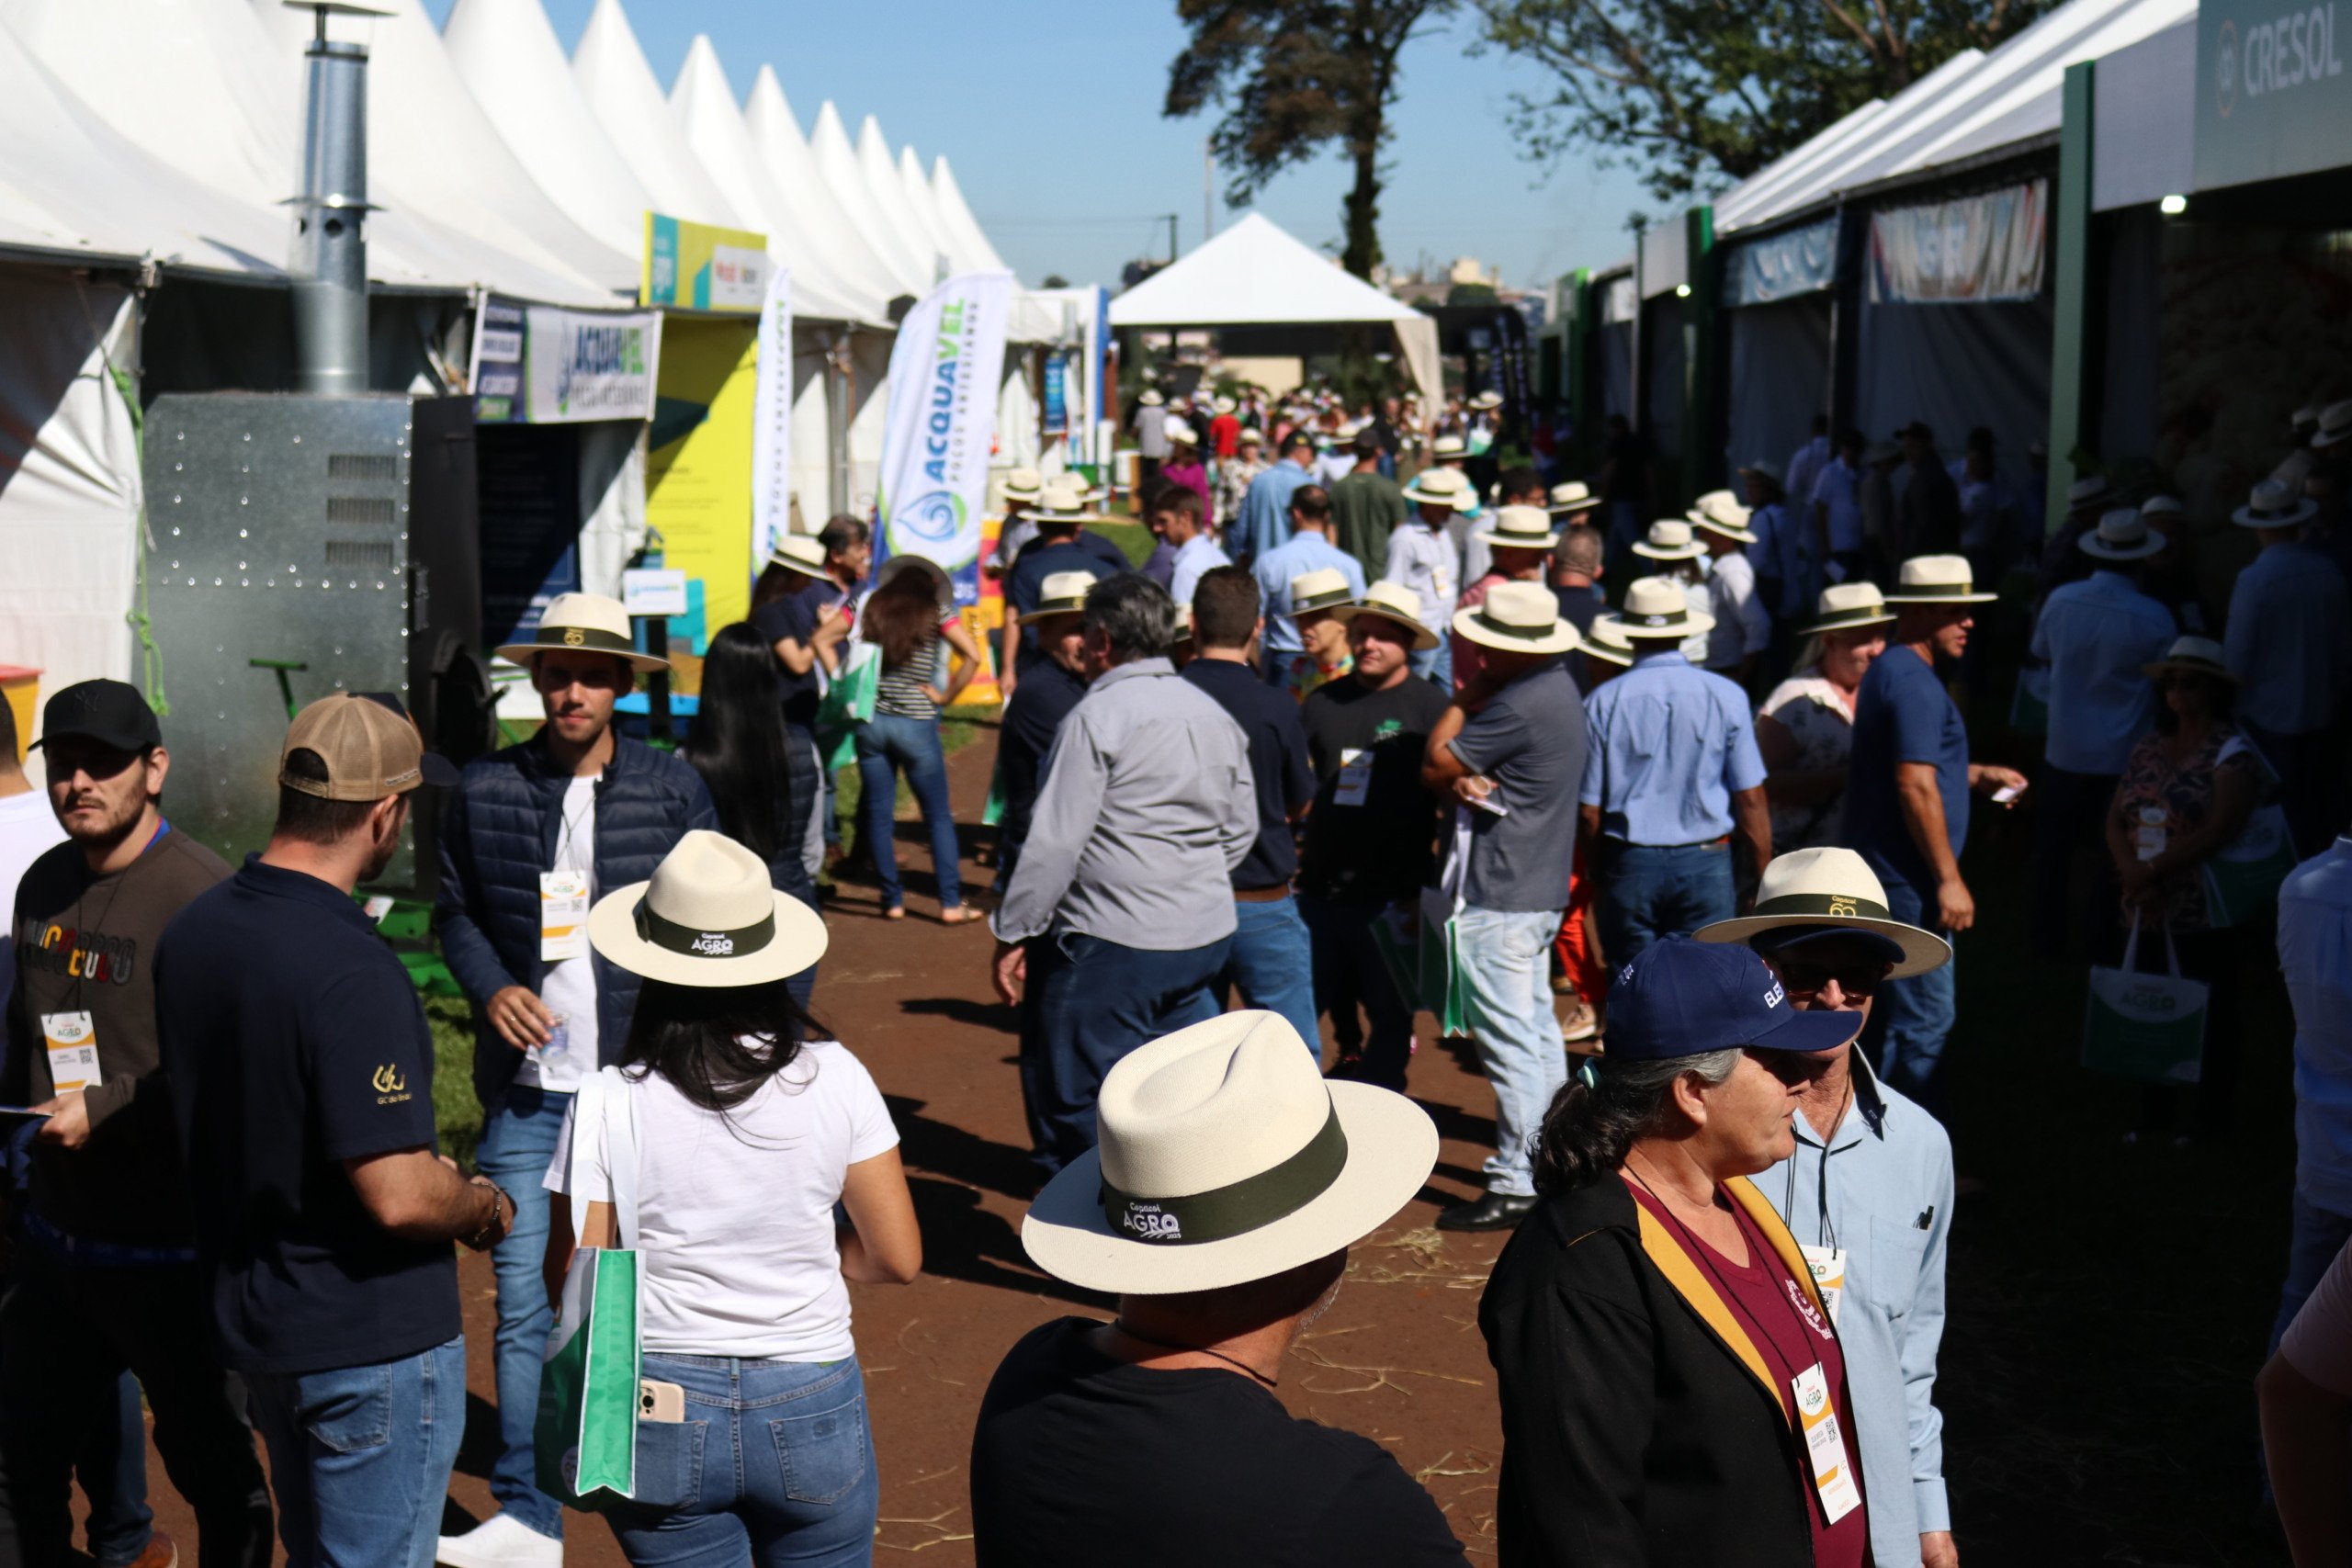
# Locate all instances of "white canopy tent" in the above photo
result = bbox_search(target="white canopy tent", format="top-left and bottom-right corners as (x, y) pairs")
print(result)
(808, 100), (929, 298)
(895, 146), (965, 276)
(930, 157), (1008, 276)
(745, 68), (903, 311)
(571, 0), (742, 233)
(856, 115), (945, 287)
(1110, 213), (1441, 412)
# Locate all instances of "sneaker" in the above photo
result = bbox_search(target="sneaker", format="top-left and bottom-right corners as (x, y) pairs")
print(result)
(119, 1530), (178, 1568)
(1559, 998), (1599, 1043)
(436, 1514), (561, 1568)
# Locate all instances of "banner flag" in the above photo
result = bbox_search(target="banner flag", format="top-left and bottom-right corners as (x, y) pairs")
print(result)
(752, 268), (794, 568)
(874, 271), (1015, 607)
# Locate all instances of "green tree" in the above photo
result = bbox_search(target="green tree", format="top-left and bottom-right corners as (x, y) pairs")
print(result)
(1164, 0), (1458, 280)
(1477, 0), (2052, 203)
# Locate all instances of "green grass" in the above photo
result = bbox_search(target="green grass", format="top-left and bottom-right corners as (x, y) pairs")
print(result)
(1091, 520), (1152, 567)
(831, 715), (989, 831)
(427, 994), (481, 1171)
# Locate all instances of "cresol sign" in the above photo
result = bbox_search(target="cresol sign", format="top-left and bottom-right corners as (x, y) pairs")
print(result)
(2197, 0), (2352, 190)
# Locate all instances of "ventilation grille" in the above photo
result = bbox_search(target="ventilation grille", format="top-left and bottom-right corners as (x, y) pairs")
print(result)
(324, 539), (396, 570)
(328, 453), (399, 482)
(325, 495), (396, 525)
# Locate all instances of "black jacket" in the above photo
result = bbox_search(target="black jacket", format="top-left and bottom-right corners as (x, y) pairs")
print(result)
(1479, 1173), (1870, 1568)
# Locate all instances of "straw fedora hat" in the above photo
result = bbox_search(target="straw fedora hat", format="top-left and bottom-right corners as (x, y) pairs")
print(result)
(1693, 847), (1950, 979)
(1736, 457), (1783, 483)
(1632, 519), (1707, 561)
(766, 534), (830, 578)
(1431, 434), (1468, 460)
(1595, 575), (1714, 641)
(589, 830), (829, 987)
(1330, 580), (1440, 650)
(1467, 389), (1503, 412)
(1018, 570), (1099, 626)
(1476, 504), (1562, 553)
(1798, 581), (1894, 637)
(2140, 494), (2186, 520)
(1164, 421), (1198, 448)
(1453, 581), (1580, 657)
(2233, 476), (2320, 530)
(876, 552), (951, 603)
(1028, 476), (1101, 525)
(1883, 554), (1997, 604)
(1000, 467), (1044, 503)
(1138, 388), (1164, 407)
(1170, 604), (1194, 647)
(1582, 616), (1635, 669)
(2142, 634), (2238, 683)
(2065, 473), (2113, 513)
(2078, 508), (2167, 562)
(1686, 491), (1757, 544)
(1213, 394), (1238, 415)
(1401, 468), (1476, 510)
(1237, 426), (1265, 448)
(1288, 567), (1356, 616)
(1548, 480), (1601, 516)
(1022, 1011), (1437, 1294)
(494, 591), (668, 672)
(2314, 399), (2352, 450)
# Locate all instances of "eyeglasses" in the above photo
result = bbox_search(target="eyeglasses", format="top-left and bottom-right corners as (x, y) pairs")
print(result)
(1745, 1048), (1837, 1087)
(1772, 959), (1892, 1001)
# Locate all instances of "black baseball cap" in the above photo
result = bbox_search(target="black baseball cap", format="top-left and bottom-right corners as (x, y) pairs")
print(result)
(31, 680), (161, 754)
(1605, 936), (1861, 1061)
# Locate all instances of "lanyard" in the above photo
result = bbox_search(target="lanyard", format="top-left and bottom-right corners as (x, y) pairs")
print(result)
(1629, 1168), (1823, 1405)
(1781, 1082), (1853, 1254)
(61, 816), (170, 1008)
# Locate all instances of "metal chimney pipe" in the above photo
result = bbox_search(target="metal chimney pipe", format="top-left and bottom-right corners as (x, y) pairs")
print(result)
(289, 5), (375, 395)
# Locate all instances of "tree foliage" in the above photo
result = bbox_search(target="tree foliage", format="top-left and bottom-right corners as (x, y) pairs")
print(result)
(1164, 0), (1457, 279)
(1476, 0), (2052, 203)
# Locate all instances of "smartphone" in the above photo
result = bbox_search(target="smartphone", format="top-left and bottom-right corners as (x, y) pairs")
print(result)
(1991, 784), (2023, 804)
(639, 1380), (685, 1424)
(0, 1106), (54, 1120)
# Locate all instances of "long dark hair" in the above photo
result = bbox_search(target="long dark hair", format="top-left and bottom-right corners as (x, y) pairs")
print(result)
(619, 977), (831, 1118)
(862, 569), (940, 671)
(1532, 1050), (1739, 1195)
(750, 562), (801, 611)
(688, 622), (794, 863)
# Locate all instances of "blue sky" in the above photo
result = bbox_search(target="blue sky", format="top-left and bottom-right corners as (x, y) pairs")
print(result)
(421, 0), (1655, 293)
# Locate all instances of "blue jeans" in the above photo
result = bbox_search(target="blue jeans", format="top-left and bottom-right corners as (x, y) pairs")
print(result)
(1595, 841), (1736, 965)
(1300, 894), (1418, 1089)
(1457, 907), (1568, 1197)
(1872, 877), (1956, 1113)
(246, 1336), (466, 1568)
(854, 712), (963, 910)
(607, 1356), (876, 1567)
(2271, 1193), (2352, 1353)
(1023, 930), (1231, 1173)
(1408, 638), (1454, 689)
(87, 1371), (155, 1567)
(1222, 894), (1321, 1055)
(475, 1088), (572, 1540)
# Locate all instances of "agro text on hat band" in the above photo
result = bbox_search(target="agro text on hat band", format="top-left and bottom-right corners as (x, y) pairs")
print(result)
(1099, 1106), (1348, 1246)
(633, 901), (776, 959)
(1750, 891), (1891, 922)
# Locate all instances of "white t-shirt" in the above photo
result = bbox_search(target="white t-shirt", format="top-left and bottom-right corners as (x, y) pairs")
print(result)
(543, 1042), (900, 1361)
(0, 790), (66, 919)
(521, 774), (599, 1092)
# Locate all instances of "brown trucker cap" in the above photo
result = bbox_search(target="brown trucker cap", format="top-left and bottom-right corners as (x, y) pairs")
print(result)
(278, 692), (456, 801)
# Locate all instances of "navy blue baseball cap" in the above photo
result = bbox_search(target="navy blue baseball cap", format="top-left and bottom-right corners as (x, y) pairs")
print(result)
(1606, 935), (1862, 1060)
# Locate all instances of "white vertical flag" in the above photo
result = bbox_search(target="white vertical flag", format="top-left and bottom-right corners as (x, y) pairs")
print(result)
(752, 266), (794, 564)
(875, 270), (1014, 603)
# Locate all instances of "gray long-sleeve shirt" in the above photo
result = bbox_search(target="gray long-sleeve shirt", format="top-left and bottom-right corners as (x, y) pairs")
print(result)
(992, 659), (1255, 951)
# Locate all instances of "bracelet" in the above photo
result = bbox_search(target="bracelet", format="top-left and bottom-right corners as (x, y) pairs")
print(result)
(465, 1182), (511, 1250)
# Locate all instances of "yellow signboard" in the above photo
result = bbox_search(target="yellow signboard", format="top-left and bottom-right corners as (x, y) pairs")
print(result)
(640, 213), (769, 313)
(647, 317), (759, 672)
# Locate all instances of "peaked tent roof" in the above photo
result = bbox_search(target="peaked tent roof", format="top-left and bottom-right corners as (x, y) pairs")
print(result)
(855, 115), (944, 286)
(571, 0), (742, 235)
(442, 0), (654, 263)
(929, 156), (1007, 276)
(1110, 212), (1419, 327)
(808, 100), (927, 296)
(895, 144), (967, 272)
(743, 66), (902, 310)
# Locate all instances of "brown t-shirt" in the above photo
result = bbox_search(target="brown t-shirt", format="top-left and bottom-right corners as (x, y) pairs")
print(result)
(6, 825), (231, 1247)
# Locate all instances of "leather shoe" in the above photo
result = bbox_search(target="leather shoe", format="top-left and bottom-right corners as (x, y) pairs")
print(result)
(1436, 1190), (1536, 1232)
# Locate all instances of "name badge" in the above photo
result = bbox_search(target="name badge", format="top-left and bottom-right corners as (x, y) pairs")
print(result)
(1801, 1243), (1848, 1327)
(540, 870), (590, 963)
(1792, 1363), (1863, 1525)
(40, 1011), (102, 1094)
(1333, 748), (1374, 807)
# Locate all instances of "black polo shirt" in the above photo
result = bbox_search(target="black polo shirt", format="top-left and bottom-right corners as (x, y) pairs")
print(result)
(1182, 657), (1314, 891)
(157, 856), (458, 1375)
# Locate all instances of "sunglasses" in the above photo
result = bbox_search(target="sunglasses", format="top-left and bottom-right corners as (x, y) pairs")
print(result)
(1772, 958), (1892, 1000)
(1745, 1048), (1838, 1087)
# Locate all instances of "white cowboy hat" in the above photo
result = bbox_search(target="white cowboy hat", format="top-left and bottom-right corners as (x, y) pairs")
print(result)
(1213, 394), (1238, 415)
(589, 830), (829, 987)
(2066, 473), (2113, 511)
(1632, 519), (1707, 561)
(1467, 389), (1503, 411)
(2140, 494), (2186, 519)
(1582, 616), (1635, 669)
(495, 591), (668, 672)
(1330, 580), (1440, 651)
(1164, 421), (1199, 448)
(1018, 570), (1099, 626)
(1594, 575), (1714, 641)
(1029, 477), (1102, 525)
(1475, 504), (1562, 553)
(1022, 1011), (1437, 1294)
(2313, 399), (2352, 449)
(1547, 480), (1601, 516)
(1686, 491), (1757, 544)
(1000, 467), (1044, 503)
(1693, 847), (1950, 979)
(1883, 554), (1998, 604)
(1798, 581), (1894, 637)
(2141, 634), (2238, 683)
(1453, 580), (1580, 657)
(1288, 567), (1356, 616)
(1138, 389), (1164, 407)
(1236, 426), (1265, 447)
(1431, 434), (1468, 460)
(2078, 508), (2167, 561)
(1400, 468), (1476, 510)
(765, 534), (830, 579)
(2231, 477), (2319, 530)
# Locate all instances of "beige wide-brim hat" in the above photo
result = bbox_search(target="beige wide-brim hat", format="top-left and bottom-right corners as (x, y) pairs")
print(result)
(1164, 422), (1198, 448)
(876, 553), (952, 602)
(1468, 390), (1503, 412)
(1431, 435), (1468, 460)
(1633, 519), (1707, 560)
(1401, 469), (1476, 510)
(1001, 467), (1044, 502)
(1476, 503), (1562, 552)
(1595, 574), (1714, 640)
(1453, 580), (1580, 656)
(1019, 570), (1100, 625)
(2233, 477), (2320, 530)
(1330, 580), (1440, 651)
(1693, 847), (1950, 979)
(1798, 581), (1894, 637)
(1213, 394), (1238, 415)
(1289, 567), (1356, 616)
(1028, 478), (1103, 525)
(766, 534), (830, 578)
(1548, 481), (1601, 516)
(1686, 491), (1757, 544)
(1883, 554), (1998, 604)
(1237, 428), (1265, 449)
(1582, 617), (1635, 668)
(1170, 604), (1194, 646)
(495, 590), (668, 672)
(589, 830), (829, 987)
(2079, 508), (2167, 561)
(1138, 389), (1164, 406)
(2142, 634), (2239, 683)
(1023, 1011), (1438, 1294)
(2313, 398), (2352, 449)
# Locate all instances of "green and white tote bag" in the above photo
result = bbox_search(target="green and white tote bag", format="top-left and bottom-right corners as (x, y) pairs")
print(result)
(535, 1067), (643, 1509)
(1416, 810), (1476, 1037)
(2081, 913), (2209, 1085)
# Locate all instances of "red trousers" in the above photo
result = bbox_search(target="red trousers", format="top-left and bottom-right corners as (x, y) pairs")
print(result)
(1554, 864), (1605, 1003)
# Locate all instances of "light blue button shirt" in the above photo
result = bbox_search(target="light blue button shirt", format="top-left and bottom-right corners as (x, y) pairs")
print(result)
(1577, 649), (1767, 844)
(2029, 569), (2177, 774)
(1168, 532), (1234, 610)
(1235, 460), (1313, 563)
(1758, 1051), (1954, 1565)
(1250, 534), (1366, 654)
(2282, 839), (2352, 1217)
(2226, 541), (2352, 737)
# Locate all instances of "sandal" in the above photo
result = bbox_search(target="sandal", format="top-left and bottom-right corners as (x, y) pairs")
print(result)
(883, 905), (906, 921)
(940, 906), (987, 926)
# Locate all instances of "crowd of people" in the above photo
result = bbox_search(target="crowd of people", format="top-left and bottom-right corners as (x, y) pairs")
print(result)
(3, 382), (2352, 1567)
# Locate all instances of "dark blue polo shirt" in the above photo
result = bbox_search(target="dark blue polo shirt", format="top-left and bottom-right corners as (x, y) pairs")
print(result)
(752, 592), (827, 731)
(1845, 643), (1971, 893)
(1183, 658), (1314, 892)
(1004, 541), (1121, 671)
(157, 857), (458, 1375)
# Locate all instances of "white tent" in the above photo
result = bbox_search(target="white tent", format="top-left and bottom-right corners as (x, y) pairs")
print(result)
(571, 0), (742, 235)
(668, 35), (874, 324)
(745, 68), (903, 312)
(895, 145), (970, 275)
(929, 156), (1009, 276)
(855, 115), (945, 287)
(808, 100), (928, 297)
